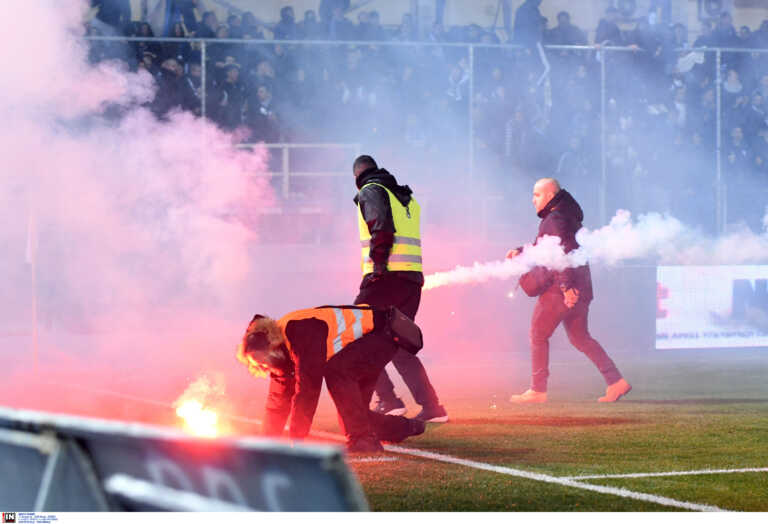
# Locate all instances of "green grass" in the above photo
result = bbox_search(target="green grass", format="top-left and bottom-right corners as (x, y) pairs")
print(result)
(317, 356), (768, 511)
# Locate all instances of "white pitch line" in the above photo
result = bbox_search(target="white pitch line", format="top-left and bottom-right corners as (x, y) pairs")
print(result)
(385, 445), (726, 512)
(565, 467), (768, 480)
(348, 457), (400, 463)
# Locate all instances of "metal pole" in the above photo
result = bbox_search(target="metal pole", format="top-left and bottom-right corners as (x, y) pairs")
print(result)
(468, 44), (475, 185)
(600, 48), (607, 226)
(282, 146), (290, 198)
(715, 49), (723, 233)
(201, 41), (207, 120)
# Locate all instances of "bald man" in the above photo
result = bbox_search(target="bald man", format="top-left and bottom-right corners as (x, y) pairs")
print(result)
(507, 178), (631, 403)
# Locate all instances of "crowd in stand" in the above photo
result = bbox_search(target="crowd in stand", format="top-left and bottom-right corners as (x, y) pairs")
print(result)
(86, 0), (768, 233)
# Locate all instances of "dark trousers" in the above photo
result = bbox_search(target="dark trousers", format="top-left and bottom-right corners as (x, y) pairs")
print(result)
(354, 274), (441, 408)
(325, 332), (413, 442)
(530, 290), (622, 392)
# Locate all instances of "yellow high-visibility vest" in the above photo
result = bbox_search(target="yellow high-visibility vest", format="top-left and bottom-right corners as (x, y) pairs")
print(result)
(357, 183), (422, 275)
(278, 306), (375, 360)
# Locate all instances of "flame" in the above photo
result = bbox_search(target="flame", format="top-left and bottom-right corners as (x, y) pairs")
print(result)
(176, 399), (219, 438)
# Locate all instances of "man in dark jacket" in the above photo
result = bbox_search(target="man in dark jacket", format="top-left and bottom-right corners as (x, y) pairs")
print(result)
(237, 306), (425, 452)
(513, 0), (546, 46)
(507, 178), (631, 403)
(353, 155), (448, 423)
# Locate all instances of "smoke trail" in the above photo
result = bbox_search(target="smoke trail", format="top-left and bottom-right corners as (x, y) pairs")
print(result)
(425, 210), (768, 290)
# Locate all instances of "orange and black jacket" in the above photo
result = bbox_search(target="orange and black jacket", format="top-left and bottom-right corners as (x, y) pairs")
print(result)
(263, 306), (386, 438)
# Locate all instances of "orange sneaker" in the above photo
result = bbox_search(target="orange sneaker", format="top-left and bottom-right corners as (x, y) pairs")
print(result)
(509, 389), (547, 404)
(598, 378), (632, 402)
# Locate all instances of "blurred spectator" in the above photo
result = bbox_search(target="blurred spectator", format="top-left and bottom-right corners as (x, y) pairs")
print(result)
(274, 6), (299, 40)
(211, 64), (246, 130)
(328, 7), (355, 41)
(195, 11), (218, 38)
(246, 84), (281, 142)
(513, 0), (545, 46)
(693, 20), (714, 47)
(712, 12), (739, 47)
(394, 13), (418, 41)
(248, 60), (277, 92)
(228, 14), (244, 39)
(135, 22), (162, 62)
(242, 12), (265, 39)
(299, 10), (324, 39)
(169, 0), (200, 34)
(546, 11), (587, 46)
(363, 11), (388, 41)
(595, 7), (622, 45)
(180, 62), (202, 115)
(162, 21), (191, 63)
(319, 0), (350, 25)
(92, 0), (131, 33)
(152, 58), (183, 117)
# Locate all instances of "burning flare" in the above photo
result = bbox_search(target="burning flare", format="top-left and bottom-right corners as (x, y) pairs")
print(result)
(176, 399), (219, 438)
(174, 375), (225, 438)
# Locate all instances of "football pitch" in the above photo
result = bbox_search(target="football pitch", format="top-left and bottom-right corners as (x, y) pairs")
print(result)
(317, 354), (768, 512)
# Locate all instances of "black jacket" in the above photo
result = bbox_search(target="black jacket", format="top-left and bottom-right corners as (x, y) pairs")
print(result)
(353, 168), (423, 287)
(536, 189), (593, 301)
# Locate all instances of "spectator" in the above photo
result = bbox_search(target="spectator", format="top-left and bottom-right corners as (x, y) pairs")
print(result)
(319, 0), (350, 26)
(152, 58), (183, 117)
(364, 11), (388, 41)
(180, 62), (202, 115)
(248, 59), (277, 92)
(394, 13), (418, 41)
(195, 11), (218, 38)
(299, 10), (324, 39)
(212, 64), (246, 131)
(169, 0), (200, 34)
(246, 84), (281, 142)
(595, 7), (622, 45)
(327, 6), (355, 41)
(92, 0), (131, 33)
(274, 6), (299, 40)
(712, 12), (739, 47)
(693, 20), (714, 47)
(241, 12), (265, 39)
(228, 14), (244, 39)
(546, 11), (587, 46)
(135, 22), (162, 62)
(162, 21), (192, 63)
(742, 91), (768, 137)
(513, 0), (545, 46)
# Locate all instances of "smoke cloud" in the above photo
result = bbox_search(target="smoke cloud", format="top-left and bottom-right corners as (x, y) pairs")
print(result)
(1, 0), (272, 416)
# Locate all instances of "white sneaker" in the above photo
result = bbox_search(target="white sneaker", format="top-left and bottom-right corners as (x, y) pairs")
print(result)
(509, 389), (547, 404)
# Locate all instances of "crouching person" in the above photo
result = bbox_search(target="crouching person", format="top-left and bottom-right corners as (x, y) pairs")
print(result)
(236, 304), (426, 452)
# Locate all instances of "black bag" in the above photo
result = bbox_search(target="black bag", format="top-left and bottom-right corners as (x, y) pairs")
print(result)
(519, 266), (554, 297)
(386, 306), (423, 355)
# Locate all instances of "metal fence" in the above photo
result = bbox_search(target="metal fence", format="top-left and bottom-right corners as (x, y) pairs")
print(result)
(86, 35), (768, 234)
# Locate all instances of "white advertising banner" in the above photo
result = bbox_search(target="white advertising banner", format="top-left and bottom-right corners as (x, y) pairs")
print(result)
(656, 265), (768, 349)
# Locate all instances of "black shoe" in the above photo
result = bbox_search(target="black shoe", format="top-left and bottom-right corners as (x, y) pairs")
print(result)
(409, 418), (426, 437)
(347, 436), (384, 453)
(373, 397), (407, 416)
(414, 404), (448, 423)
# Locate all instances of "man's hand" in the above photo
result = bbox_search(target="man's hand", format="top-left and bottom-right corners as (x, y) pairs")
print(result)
(371, 263), (387, 280)
(505, 248), (521, 259)
(563, 287), (580, 308)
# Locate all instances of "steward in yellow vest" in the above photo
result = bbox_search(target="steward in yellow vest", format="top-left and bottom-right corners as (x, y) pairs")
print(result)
(236, 305), (425, 452)
(351, 155), (448, 424)
(354, 163), (423, 287)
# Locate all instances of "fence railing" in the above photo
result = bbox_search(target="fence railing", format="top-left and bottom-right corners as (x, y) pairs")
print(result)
(85, 35), (768, 233)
